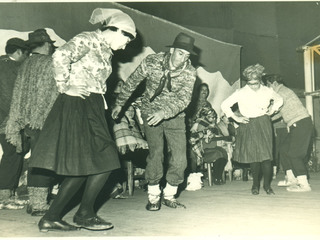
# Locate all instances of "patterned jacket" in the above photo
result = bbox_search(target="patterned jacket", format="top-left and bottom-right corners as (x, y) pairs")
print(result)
(53, 29), (113, 94)
(115, 52), (196, 119)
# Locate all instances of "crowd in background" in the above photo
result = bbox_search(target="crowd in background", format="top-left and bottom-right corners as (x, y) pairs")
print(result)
(0, 7), (314, 233)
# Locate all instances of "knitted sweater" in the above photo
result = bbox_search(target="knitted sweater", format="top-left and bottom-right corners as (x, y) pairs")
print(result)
(116, 52), (197, 119)
(275, 84), (310, 127)
(5, 54), (59, 152)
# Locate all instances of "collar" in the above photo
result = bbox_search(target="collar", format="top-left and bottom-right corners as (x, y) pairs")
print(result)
(273, 83), (283, 93)
(162, 52), (189, 75)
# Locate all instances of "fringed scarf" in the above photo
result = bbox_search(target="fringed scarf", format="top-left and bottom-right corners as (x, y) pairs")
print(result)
(5, 54), (59, 152)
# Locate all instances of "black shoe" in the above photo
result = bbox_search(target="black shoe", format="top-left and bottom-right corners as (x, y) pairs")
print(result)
(251, 187), (260, 195)
(146, 199), (161, 211)
(264, 187), (275, 195)
(162, 198), (186, 209)
(38, 218), (80, 232)
(73, 215), (113, 231)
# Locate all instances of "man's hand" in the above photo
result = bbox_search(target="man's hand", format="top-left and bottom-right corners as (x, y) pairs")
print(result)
(65, 85), (90, 99)
(112, 105), (122, 120)
(147, 110), (165, 126)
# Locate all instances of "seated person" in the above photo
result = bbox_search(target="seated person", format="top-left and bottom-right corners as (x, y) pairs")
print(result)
(189, 106), (232, 185)
(110, 79), (148, 196)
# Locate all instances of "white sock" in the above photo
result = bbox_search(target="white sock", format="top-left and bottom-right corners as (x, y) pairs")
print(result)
(297, 175), (309, 186)
(163, 183), (178, 200)
(286, 169), (296, 181)
(147, 184), (161, 203)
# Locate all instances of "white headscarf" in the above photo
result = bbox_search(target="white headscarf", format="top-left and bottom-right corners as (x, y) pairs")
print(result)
(89, 8), (136, 38)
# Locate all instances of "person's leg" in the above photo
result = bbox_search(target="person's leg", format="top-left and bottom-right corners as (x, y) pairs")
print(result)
(38, 176), (86, 232)
(0, 134), (24, 209)
(75, 171), (111, 218)
(142, 116), (164, 211)
(250, 162), (261, 195)
(25, 127), (56, 215)
(72, 171), (113, 230)
(286, 118), (313, 192)
(213, 158), (227, 185)
(261, 159), (274, 194)
(162, 117), (187, 208)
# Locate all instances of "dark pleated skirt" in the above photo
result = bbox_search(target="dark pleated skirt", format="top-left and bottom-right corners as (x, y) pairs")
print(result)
(29, 93), (120, 176)
(233, 115), (273, 163)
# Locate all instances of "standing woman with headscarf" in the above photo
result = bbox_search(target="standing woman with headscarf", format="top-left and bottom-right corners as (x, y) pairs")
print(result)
(29, 8), (137, 232)
(221, 64), (283, 195)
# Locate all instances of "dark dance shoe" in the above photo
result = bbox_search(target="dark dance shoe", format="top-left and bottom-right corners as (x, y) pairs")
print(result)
(251, 187), (260, 195)
(264, 187), (275, 195)
(73, 215), (113, 231)
(162, 198), (186, 209)
(146, 199), (161, 211)
(38, 218), (80, 232)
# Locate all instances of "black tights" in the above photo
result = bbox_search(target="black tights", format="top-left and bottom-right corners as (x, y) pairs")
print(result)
(250, 160), (272, 190)
(43, 171), (111, 221)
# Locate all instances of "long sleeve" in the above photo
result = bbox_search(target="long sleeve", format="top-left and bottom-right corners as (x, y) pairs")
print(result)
(221, 90), (240, 118)
(52, 33), (91, 93)
(116, 59), (148, 107)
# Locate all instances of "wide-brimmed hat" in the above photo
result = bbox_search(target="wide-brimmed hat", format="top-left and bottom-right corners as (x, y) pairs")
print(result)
(6, 38), (29, 49)
(89, 8), (136, 39)
(167, 32), (197, 55)
(27, 29), (56, 45)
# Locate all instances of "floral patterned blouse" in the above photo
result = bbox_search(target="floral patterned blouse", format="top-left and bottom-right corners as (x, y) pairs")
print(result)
(52, 29), (113, 94)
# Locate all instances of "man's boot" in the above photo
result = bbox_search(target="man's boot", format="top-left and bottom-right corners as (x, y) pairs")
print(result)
(26, 187), (50, 216)
(162, 183), (186, 209)
(145, 184), (161, 211)
(0, 189), (24, 210)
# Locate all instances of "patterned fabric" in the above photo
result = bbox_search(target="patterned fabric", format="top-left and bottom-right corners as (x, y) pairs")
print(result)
(189, 107), (219, 166)
(5, 54), (59, 152)
(0, 55), (22, 134)
(115, 52), (196, 119)
(52, 29), (113, 94)
(113, 104), (148, 155)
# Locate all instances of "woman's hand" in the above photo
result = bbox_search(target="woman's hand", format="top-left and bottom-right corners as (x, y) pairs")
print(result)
(232, 114), (250, 124)
(65, 85), (90, 99)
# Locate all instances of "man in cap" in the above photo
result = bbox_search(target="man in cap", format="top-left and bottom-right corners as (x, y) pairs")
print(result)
(6, 28), (59, 215)
(112, 32), (198, 210)
(0, 37), (29, 209)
